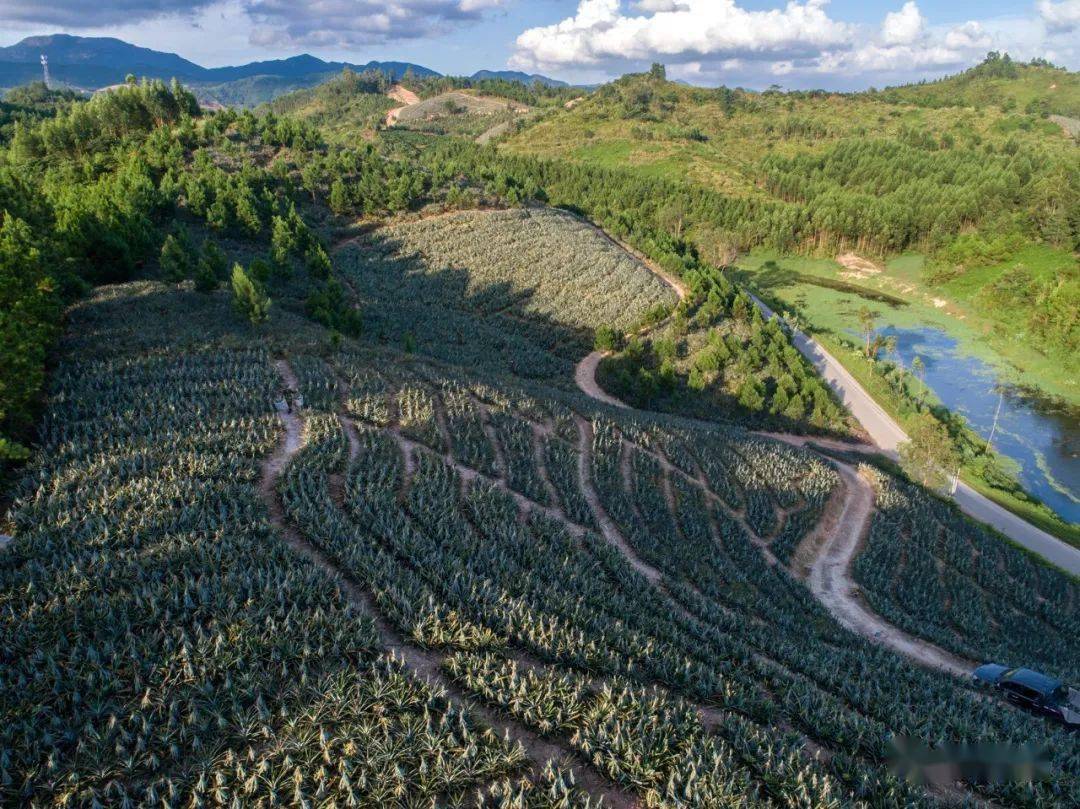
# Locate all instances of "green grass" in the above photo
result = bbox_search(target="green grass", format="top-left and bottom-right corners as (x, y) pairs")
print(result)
(736, 248), (1079, 404)
(503, 72), (1077, 202)
(937, 243), (1073, 298)
(880, 62), (1080, 118)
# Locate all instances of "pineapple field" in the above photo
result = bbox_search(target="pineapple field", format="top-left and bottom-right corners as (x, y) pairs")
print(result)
(3, 268), (1077, 806)
(2, 82), (1077, 808)
(334, 207), (678, 381)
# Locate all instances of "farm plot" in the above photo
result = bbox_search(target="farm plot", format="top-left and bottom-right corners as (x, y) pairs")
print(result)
(286, 349), (1080, 807)
(334, 208), (678, 383)
(0, 285), (529, 807)
(854, 468), (1080, 681)
(353, 208), (677, 333)
(7, 280), (1080, 807)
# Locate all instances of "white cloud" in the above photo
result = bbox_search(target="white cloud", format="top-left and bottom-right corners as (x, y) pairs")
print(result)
(814, 41), (963, 74)
(1038, 0), (1080, 32)
(511, 0), (853, 69)
(944, 21), (991, 51)
(508, 0), (1080, 88)
(881, 2), (925, 46)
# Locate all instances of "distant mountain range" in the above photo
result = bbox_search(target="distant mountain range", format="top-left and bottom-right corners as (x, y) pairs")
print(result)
(469, 70), (568, 89)
(0, 34), (566, 106)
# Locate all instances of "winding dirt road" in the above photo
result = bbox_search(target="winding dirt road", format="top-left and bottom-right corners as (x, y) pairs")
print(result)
(574, 351), (629, 409)
(799, 457), (974, 676)
(573, 349), (977, 675)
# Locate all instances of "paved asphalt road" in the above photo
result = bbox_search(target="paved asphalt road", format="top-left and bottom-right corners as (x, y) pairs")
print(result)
(750, 294), (1080, 577)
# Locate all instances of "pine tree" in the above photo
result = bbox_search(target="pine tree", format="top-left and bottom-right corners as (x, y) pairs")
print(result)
(160, 232), (194, 284)
(329, 179), (350, 215)
(197, 240), (227, 288)
(231, 263), (271, 325)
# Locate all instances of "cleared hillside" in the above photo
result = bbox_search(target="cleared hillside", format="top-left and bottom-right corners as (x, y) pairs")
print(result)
(389, 90), (531, 138)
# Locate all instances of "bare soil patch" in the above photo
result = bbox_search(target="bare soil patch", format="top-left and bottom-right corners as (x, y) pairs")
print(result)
(837, 253), (882, 275)
(387, 84), (420, 106)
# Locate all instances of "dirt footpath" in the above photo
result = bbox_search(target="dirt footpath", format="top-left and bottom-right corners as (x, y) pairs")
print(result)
(574, 352), (628, 409)
(385, 84), (420, 126)
(802, 460), (975, 677)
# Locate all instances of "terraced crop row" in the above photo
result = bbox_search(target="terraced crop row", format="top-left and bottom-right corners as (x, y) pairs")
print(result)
(855, 468), (1080, 681)
(287, 350), (1079, 807)
(333, 209), (679, 382)
(0, 298), (537, 806)
(6, 282), (1079, 807)
(368, 209), (676, 331)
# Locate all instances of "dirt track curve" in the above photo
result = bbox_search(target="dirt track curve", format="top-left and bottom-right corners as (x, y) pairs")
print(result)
(572, 241), (687, 415)
(787, 449), (974, 676)
(261, 359), (639, 808)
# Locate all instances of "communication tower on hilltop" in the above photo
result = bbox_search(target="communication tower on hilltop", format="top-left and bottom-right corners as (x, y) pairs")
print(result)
(41, 54), (51, 89)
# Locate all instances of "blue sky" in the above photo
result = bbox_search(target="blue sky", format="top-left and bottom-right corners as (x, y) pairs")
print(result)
(1, 1), (1077, 89)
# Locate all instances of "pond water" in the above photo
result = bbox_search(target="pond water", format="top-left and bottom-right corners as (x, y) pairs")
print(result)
(877, 325), (1079, 524)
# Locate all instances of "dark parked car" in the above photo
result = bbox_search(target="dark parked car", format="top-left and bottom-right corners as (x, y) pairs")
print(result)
(972, 664), (1080, 727)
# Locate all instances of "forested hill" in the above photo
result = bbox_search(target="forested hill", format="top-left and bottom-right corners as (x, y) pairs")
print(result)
(498, 60), (1078, 366)
(877, 53), (1080, 117)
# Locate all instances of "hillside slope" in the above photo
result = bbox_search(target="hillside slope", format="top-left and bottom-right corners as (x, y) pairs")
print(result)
(879, 54), (1080, 117)
(3, 74), (1080, 808)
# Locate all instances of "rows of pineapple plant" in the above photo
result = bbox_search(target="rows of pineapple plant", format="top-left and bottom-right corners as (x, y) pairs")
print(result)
(257, 367), (610, 806)
(10, 276), (1075, 807)
(441, 650), (929, 808)
(332, 207), (684, 385)
(365, 209), (677, 332)
(290, 393), (874, 805)
(338, 236), (576, 379)
(854, 468), (1079, 681)
(0, 286), (538, 807)
(295, 349), (1080, 807)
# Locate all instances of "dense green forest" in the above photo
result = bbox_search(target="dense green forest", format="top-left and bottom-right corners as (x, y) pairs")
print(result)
(0, 82), (82, 142)
(502, 58), (1079, 364)
(263, 68), (396, 134)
